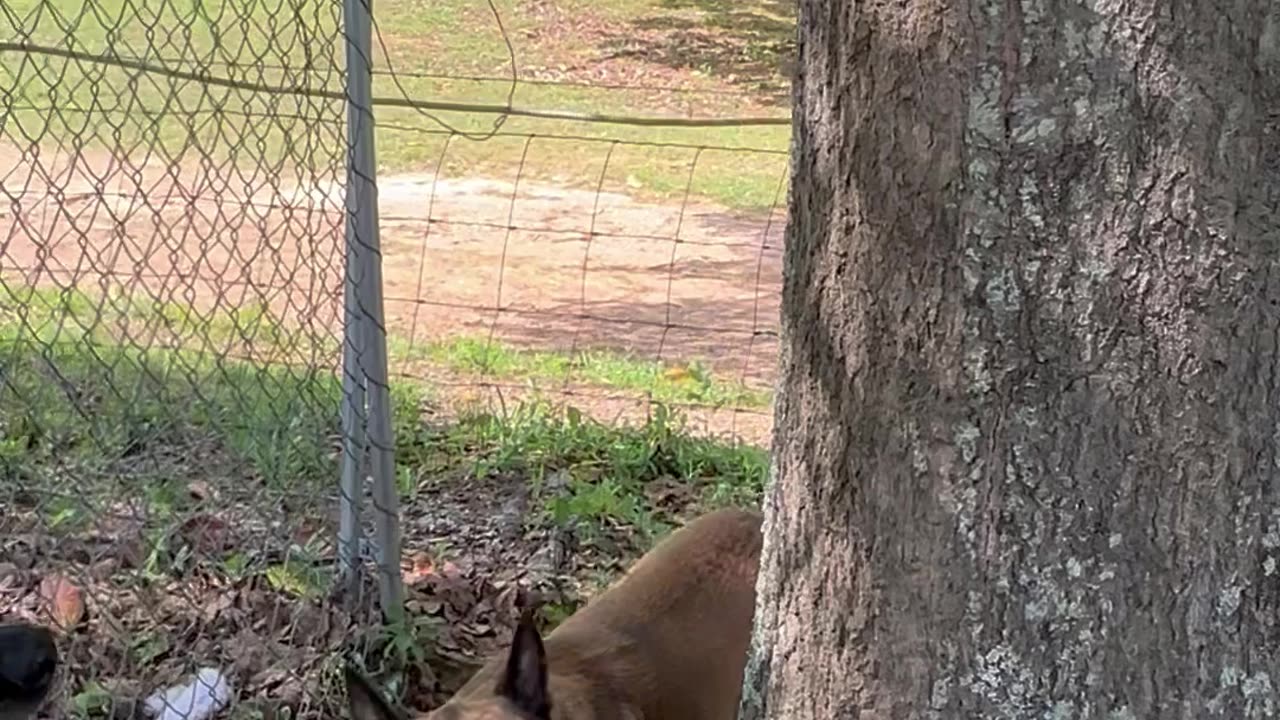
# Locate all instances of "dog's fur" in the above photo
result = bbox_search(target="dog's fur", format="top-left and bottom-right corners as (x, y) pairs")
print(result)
(347, 507), (763, 720)
(0, 622), (58, 720)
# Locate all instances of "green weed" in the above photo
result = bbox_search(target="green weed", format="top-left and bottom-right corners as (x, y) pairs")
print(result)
(67, 681), (114, 719)
(264, 559), (331, 600)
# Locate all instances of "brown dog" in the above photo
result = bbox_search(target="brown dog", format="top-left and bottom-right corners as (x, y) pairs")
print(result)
(0, 622), (58, 720)
(346, 507), (763, 720)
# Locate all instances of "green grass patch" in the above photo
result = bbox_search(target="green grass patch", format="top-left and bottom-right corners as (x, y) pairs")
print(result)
(1, 0), (792, 210)
(1, 281), (767, 557)
(1, 282), (767, 409)
(405, 400), (767, 538)
(0, 325), (341, 492)
(392, 334), (771, 408)
(0, 286), (341, 557)
(370, 0), (794, 209)
(0, 283), (305, 359)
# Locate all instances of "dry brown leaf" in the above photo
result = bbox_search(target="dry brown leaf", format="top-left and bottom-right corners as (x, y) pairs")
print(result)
(662, 365), (694, 382)
(179, 514), (230, 554)
(186, 480), (213, 501)
(39, 572), (85, 630)
(403, 551), (437, 586)
(115, 533), (147, 569)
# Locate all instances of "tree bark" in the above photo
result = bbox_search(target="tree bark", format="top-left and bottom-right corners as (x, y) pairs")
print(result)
(741, 1), (1280, 718)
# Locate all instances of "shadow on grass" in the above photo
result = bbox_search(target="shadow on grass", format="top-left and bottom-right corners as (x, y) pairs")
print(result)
(601, 0), (795, 105)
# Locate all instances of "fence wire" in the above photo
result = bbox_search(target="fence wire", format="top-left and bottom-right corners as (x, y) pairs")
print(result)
(376, 128), (787, 447)
(0, 0), (790, 716)
(0, 1), (392, 718)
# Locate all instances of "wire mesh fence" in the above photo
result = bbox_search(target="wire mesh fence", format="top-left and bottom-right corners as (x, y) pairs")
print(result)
(0, 0), (399, 717)
(376, 129), (787, 446)
(349, 1), (792, 446)
(0, 0), (790, 717)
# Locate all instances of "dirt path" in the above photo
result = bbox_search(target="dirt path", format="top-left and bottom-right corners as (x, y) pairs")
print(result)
(0, 145), (784, 443)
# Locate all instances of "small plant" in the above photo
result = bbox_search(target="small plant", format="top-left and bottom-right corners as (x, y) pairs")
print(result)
(68, 681), (114, 719)
(128, 631), (171, 666)
(366, 613), (440, 681)
(540, 599), (581, 629)
(546, 473), (646, 528)
(219, 551), (253, 582)
(395, 465), (419, 499)
(39, 495), (89, 532)
(139, 524), (199, 581)
(265, 545), (331, 599)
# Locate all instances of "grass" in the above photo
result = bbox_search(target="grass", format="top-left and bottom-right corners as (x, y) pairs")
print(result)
(0, 321), (341, 491)
(1, 280), (767, 540)
(0, 282), (315, 363)
(396, 398), (768, 539)
(392, 334), (771, 408)
(0, 0), (793, 211)
(1, 281), (769, 409)
(0, 283), (767, 718)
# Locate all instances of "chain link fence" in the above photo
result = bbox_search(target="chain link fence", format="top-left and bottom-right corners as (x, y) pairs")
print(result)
(0, 0), (398, 717)
(373, 129), (787, 447)
(0, 0), (790, 717)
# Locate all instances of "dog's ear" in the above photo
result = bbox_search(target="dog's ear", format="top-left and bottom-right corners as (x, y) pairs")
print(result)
(344, 665), (402, 720)
(496, 607), (550, 720)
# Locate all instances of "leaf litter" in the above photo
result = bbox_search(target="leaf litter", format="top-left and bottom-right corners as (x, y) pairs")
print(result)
(0, 437), (694, 719)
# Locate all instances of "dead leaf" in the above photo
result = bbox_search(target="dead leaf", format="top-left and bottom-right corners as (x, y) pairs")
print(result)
(0, 561), (23, 589)
(291, 521), (323, 547)
(116, 534), (147, 569)
(662, 365), (693, 381)
(201, 592), (234, 623)
(179, 514), (230, 554)
(288, 603), (330, 647)
(403, 551), (437, 586)
(187, 480), (213, 501)
(88, 558), (118, 581)
(39, 573), (85, 630)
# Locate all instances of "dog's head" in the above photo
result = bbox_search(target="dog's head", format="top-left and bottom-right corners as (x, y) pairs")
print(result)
(0, 623), (58, 720)
(346, 610), (550, 720)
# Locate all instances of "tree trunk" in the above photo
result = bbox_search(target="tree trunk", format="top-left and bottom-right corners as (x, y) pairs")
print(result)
(742, 1), (1280, 718)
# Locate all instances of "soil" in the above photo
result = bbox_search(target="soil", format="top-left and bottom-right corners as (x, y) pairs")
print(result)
(0, 144), (784, 445)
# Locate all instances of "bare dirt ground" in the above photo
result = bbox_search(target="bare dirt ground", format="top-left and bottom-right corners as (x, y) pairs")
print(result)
(0, 144), (783, 444)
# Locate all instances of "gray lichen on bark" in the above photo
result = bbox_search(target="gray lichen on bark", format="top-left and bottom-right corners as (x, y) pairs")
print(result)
(737, 448), (784, 720)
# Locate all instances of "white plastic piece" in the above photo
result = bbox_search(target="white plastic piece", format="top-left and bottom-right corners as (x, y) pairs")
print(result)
(143, 667), (232, 720)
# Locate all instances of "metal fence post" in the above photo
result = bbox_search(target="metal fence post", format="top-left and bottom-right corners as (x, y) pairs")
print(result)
(336, 275), (366, 605)
(341, 0), (404, 623)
